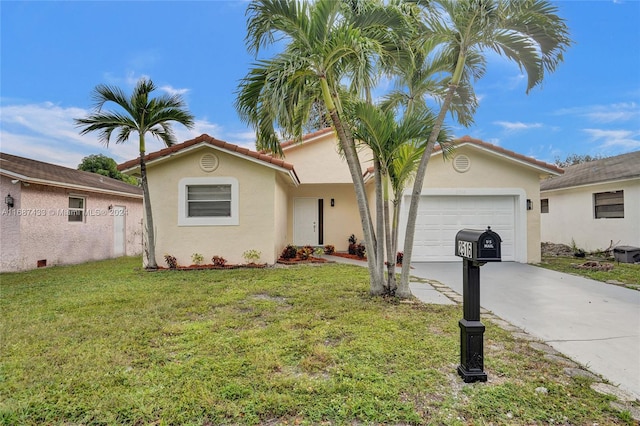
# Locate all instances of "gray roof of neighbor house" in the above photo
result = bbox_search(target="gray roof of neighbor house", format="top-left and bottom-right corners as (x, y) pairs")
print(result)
(540, 151), (640, 191)
(0, 152), (143, 198)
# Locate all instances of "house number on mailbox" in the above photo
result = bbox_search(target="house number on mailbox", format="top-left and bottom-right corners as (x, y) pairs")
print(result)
(458, 241), (473, 258)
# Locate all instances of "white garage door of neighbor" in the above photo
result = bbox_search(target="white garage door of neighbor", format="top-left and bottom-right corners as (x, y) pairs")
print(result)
(409, 195), (515, 261)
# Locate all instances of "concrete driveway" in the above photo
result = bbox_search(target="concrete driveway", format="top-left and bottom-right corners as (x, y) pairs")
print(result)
(409, 261), (640, 400)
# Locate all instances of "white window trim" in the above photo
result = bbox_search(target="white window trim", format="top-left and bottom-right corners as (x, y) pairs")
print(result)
(178, 177), (239, 226)
(68, 194), (86, 223)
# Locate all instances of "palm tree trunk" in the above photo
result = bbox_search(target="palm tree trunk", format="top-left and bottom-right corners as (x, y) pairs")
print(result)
(320, 78), (383, 294)
(374, 158), (386, 293)
(383, 177), (396, 293)
(139, 155), (158, 269)
(397, 84), (457, 297)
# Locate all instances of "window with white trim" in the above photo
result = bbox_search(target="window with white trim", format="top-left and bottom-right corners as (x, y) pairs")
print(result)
(178, 177), (239, 226)
(68, 196), (85, 222)
(594, 191), (624, 219)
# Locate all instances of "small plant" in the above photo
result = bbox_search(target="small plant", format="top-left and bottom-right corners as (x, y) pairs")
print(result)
(348, 234), (358, 255)
(396, 251), (404, 265)
(355, 243), (366, 259)
(191, 253), (204, 265)
(212, 255), (227, 267)
(324, 244), (335, 255)
(313, 247), (325, 257)
(164, 254), (177, 269)
(297, 246), (313, 260)
(281, 244), (298, 260)
(243, 249), (262, 264)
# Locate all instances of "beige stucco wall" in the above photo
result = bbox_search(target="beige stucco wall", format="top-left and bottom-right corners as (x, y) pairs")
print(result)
(283, 131), (373, 184)
(0, 175), (143, 272)
(146, 146), (286, 266)
(400, 146), (547, 263)
(286, 183), (376, 251)
(541, 179), (640, 251)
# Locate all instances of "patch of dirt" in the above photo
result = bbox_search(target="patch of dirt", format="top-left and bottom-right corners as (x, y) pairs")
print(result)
(572, 261), (614, 271)
(541, 242), (574, 257)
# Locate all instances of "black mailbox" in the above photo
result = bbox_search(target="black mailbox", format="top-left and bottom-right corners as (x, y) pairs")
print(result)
(455, 227), (502, 263)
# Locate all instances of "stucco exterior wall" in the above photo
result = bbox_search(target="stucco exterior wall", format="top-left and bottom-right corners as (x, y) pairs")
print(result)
(0, 177), (143, 272)
(147, 147), (282, 266)
(541, 179), (640, 251)
(274, 174), (291, 260)
(1, 175), (22, 271)
(283, 132), (373, 184)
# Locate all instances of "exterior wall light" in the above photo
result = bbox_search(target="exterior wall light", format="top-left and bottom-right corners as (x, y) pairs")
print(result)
(5, 194), (14, 208)
(526, 199), (533, 210)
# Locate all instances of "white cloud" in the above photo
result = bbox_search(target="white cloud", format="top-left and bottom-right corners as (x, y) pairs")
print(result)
(160, 85), (190, 96)
(554, 102), (639, 123)
(493, 121), (543, 132)
(583, 128), (640, 151)
(0, 101), (256, 169)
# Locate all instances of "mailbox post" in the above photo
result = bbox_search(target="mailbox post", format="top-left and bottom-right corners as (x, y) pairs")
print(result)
(454, 226), (501, 383)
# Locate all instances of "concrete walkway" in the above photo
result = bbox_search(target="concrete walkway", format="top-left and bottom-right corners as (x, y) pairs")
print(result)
(409, 261), (640, 400)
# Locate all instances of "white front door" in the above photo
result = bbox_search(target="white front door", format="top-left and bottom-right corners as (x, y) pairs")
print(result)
(294, 198), (319, 246)
(113, 206), (126, 257)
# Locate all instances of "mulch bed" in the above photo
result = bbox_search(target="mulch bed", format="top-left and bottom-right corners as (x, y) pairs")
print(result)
(276, 257), (328, 265)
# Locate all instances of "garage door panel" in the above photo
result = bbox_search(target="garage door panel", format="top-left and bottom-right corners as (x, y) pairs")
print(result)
(408, 195), (515, 261)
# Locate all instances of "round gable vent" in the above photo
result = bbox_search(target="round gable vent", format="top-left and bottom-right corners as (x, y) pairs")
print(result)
(200, 153), (219, 172)
(453, 154), (471, 173)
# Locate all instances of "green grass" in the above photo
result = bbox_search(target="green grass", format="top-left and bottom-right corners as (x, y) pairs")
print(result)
(538, 256), (640, 288)
(0, 257), (632, 425)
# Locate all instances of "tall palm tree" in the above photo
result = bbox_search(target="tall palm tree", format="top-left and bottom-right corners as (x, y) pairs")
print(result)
(75, 78), (195, 269)
(236, 0), (409, 294)
(398, 0), (572, 295)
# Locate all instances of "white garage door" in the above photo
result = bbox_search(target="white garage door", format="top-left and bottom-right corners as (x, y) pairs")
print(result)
(408, 195), (515, 261)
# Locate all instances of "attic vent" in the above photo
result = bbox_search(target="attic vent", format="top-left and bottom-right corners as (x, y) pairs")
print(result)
(453, 154), (471, 173)
(200, 153), (219, 172)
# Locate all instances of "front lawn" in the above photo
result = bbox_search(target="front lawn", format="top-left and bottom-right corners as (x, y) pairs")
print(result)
(0, 257), (631, 425)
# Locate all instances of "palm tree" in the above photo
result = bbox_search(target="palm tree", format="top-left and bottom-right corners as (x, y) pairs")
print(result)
(398, 0), (572, 296)
(349, 100), (450, 293)
(236, 0), (409, 294)
(75, 78), (195, 269)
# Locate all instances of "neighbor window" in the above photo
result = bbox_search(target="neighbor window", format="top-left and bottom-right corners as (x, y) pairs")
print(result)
(541, 198), (549, 214)
(594, 191), (624, 219)
(68, 196), (84, 222)
(179, 177), (238, 226)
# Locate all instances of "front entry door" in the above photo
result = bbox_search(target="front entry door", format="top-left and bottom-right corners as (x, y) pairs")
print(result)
(294, 198), (320, 246)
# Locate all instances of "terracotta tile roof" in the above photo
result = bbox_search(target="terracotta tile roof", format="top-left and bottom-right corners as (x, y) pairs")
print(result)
(439, 136), (564, 174)
(363, 136), (562, 177)
(0, 152), (143, 197)
(118, 134), (297, 176)
(541, 150), (640, 191)
(280, 128), (335, 150)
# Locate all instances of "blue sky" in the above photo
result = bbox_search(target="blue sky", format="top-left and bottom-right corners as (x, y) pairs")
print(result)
(1, 0), (639, 169)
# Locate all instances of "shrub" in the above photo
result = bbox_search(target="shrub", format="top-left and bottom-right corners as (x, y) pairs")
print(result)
(324, 244), (335, 255)
(355, 243), (366, 259)
(297, 246), (313, 260)
(212, 256), (227, 267)
(164, 254), (177, 269)
(243, 249), (262, 264)
(191, 253), (204, 265)
(396, 251), (404, 265)
(281, 245), (298, 260)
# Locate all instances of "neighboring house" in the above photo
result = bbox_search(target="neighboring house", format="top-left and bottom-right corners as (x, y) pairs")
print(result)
(540, 151), (640, 252)
(0, 152), (144, 272)
(119, 131), (560, 266)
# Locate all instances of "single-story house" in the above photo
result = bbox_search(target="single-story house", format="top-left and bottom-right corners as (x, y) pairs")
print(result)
(119, 131), (561, 267)
(540, 151), (640, 252)
(0, 152), (144, 272)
